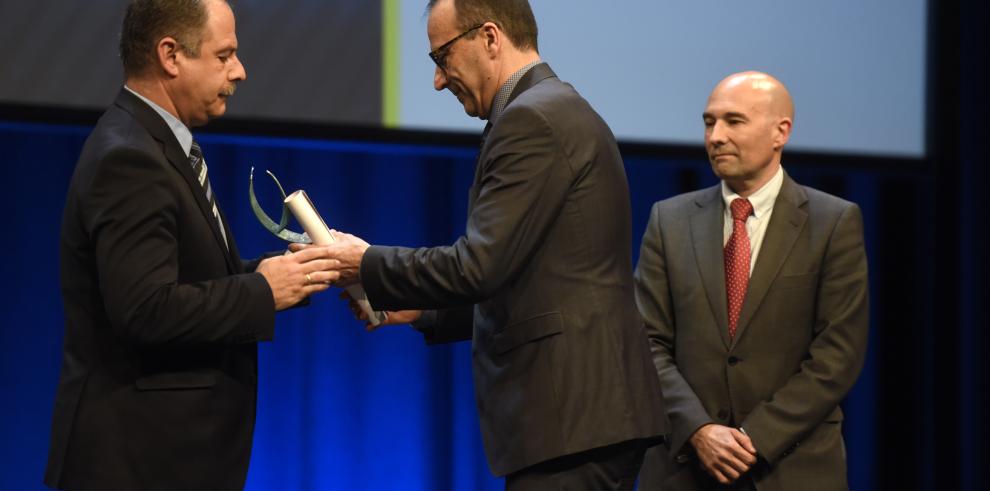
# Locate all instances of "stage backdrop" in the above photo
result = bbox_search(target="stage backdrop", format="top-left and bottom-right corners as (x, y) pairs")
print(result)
(1, 118), (903, 490)
(1, 0), (927, 155)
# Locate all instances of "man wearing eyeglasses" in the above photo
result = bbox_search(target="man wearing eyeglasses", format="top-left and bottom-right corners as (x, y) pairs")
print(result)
(318, 0), (669, 489)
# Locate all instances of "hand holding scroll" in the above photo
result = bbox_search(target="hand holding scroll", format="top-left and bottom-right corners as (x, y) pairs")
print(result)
(288, 229), (367, 288)
(256, 247), (338, 310)
(321, 230), (369, 288)
(339, 290), (422, 331)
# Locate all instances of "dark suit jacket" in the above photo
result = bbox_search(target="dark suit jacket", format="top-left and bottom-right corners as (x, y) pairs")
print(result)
(45, 89), (276, 490)
(634, 174), (869, 491)
(359, 64), (668, 476)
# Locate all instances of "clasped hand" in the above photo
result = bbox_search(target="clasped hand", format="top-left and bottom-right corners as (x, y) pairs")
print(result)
(690, 423), (758, 485)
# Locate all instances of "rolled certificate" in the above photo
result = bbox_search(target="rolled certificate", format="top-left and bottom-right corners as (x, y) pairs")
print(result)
(284, 190), (387, 326)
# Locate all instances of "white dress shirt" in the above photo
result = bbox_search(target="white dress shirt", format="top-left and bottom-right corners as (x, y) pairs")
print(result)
(721, 165), (785, 276)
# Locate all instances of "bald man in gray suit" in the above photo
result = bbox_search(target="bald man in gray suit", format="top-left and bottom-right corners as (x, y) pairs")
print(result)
(635, 72), (869, 491)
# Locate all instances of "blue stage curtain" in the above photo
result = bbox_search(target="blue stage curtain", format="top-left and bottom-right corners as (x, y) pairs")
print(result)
(0, 118), (957, 490)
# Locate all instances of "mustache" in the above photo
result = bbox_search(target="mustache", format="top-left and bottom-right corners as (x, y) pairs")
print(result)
(220, 84), (237, 97)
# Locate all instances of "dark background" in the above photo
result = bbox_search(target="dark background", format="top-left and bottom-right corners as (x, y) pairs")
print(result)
(0, 0), (986, 489)
(0, 0), (382, 125)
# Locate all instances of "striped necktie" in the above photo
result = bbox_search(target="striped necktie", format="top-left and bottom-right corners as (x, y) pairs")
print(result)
(189, 141), (228, 250)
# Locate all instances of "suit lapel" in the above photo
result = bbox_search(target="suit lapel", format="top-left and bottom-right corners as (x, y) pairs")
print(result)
(731, 174), (808, 346)
(115, 89), (238, 272)
(183, 151), (237, 273)
(469, 63), (557, 213)
(467, 122), (493, 213)
(690, 186), (732, 350)
(216, 206), (243, 273)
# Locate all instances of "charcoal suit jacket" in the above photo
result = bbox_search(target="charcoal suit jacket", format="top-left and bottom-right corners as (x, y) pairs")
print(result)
(46, 88), (275, 490)
(359, 63), (669, 477)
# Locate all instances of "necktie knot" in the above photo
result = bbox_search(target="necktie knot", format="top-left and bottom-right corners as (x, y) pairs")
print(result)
(730, 198), (753, 222)
(189, 141), (203, 159)
(189, 141), (204, 173)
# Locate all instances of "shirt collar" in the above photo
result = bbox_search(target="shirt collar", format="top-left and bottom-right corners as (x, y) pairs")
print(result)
(720, 164), (785, 219)
(488, 60), (541, 122)
(124, 85), (194, 157)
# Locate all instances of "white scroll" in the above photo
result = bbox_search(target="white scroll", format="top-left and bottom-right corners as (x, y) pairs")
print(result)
(284, 190), (387, 326)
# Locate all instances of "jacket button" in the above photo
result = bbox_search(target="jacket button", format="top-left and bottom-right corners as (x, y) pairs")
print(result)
(675, 453), (690, 464)
(717, 409), (729, 420)
(728, 356), (739, 366)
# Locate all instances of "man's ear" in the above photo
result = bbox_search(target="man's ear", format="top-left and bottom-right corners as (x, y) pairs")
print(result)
(157, 37), (181, 77)
(482, 21), (500, 58)
(773, 117), (793, 150)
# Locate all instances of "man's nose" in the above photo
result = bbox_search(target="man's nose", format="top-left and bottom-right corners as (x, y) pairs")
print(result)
(434, 66), (447, 91)
(708, 121), (727, 144)
(230, 55), (246, 81)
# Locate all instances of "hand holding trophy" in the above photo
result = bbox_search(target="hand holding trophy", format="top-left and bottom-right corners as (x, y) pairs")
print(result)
(250, 168), (387, 326)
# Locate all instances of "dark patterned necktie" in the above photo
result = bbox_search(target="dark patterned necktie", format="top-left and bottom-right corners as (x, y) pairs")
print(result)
(189, 141), (228, 250)
(479, 122), (492, 151)
(724, 198), (753, 339)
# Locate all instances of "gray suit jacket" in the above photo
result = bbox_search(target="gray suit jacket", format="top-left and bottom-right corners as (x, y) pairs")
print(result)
(360, 63), (668, 476)
(635, 174), (868, 491)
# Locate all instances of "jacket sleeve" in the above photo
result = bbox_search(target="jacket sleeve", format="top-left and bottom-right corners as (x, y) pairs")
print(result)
(360, 104), (573, 310)
(87, 147), (275, 347)
(412, 306), (474, 345)
(741, 203), (869, 464)
(635, 202), (715, 457)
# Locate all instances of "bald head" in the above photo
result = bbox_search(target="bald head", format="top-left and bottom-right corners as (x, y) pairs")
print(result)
(703, 71), (794, 196)
(711, 71), (794, 121)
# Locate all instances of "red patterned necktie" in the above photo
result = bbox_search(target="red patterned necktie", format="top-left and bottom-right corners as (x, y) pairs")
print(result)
(724, 198), (753, 339)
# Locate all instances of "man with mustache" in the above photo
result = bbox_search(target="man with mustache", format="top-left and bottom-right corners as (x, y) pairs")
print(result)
(45, 1), (337, 489)
(635, 71), (869, 490)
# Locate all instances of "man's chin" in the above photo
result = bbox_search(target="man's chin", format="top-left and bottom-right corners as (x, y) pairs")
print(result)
(207, 102), (228, 120)
(460, 102), (479, 118)
(711, 160), (742, 179)
(187, 114), (209, 128)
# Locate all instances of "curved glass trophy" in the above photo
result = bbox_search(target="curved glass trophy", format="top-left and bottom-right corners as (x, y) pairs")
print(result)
(250, 168), (386, 326)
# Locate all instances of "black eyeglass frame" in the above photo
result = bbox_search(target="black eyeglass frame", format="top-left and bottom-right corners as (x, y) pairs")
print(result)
(428, 23), (486, 69)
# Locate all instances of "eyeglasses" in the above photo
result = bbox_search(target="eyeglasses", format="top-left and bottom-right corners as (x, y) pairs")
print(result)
(428, 23), (485, 70)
